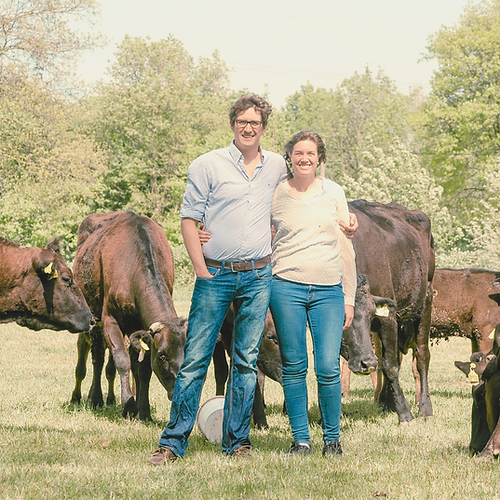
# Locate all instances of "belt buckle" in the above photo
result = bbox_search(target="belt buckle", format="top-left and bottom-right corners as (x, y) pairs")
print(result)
(230, 261), (238, 272)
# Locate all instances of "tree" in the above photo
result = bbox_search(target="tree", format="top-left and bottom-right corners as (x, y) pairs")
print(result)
(0, 0), (104, 85)
(422, 0), (500, 222)
(79, 35), (232, 244)
(280, 69), (419, 178)
(338, 140), (461, 267)
(0, 71), (106, 257)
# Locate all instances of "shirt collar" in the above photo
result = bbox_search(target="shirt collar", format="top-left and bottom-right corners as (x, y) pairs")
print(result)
(229, 141), (266, 164)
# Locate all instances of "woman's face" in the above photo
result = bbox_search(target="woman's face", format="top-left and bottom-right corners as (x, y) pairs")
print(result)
(290, 140), (319, 177)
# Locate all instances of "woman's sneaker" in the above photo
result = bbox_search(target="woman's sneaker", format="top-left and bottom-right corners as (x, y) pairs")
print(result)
(322, 440), (342, 457)
(286, 441), (312, 456)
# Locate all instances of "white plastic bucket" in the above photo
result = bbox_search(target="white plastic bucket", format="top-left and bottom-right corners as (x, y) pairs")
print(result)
(197, 395), (225, 443)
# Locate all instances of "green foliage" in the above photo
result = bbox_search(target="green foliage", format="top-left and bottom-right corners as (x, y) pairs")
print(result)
(78, 36), (233, 237)
(280, 69), (418, 178)
(0, 72), (106, 257)
(422, 0), (500, 222)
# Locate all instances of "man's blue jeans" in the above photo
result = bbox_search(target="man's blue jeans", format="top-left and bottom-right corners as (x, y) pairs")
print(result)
(269, 277), (345, 444)
(158, 262), (272, 457)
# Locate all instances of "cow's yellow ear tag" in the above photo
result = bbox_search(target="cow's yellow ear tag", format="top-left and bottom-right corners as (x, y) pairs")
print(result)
(138, 338), (149, 363)
(44, 262), (58, 279)
(489, 329), (496, 340)
(468, 371), (479, 384)
(375, 305), (390, 317)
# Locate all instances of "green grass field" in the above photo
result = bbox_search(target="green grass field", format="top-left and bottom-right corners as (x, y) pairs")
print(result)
(0, 292), (498, 499)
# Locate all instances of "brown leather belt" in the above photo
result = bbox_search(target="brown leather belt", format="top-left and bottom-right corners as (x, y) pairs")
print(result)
(205, 255), (271, 272)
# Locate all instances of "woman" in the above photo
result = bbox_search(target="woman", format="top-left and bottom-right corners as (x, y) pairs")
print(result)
(269, 130), (356, 457)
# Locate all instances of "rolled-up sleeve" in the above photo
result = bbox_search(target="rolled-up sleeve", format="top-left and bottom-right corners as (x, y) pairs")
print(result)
(180, 158), (210, 221)
(340, 232), (356, 307)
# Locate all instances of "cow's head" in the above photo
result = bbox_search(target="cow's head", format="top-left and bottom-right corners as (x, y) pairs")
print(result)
(17, 239), (94, 333)
(256, 310), (282, 385)
(130, 318), (187, 399)
(341, 274), (393, 374)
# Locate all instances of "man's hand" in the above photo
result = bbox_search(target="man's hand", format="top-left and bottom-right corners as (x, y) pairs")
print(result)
(197, 223), (211, 245)
(343, 305), (354, 330)
(339, 213), (358, 239)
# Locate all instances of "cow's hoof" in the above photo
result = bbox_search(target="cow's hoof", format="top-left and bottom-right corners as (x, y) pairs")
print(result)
(70, 392), (81, 404)
(106, 395), (116, 406)
(254, 422), (269, 430)
(139, 412), (152, 422)
(91, 397), (104, 409)
(398, 415), (415, 425)
(417, 415), (434, 422)
(122, 397), (138, 418)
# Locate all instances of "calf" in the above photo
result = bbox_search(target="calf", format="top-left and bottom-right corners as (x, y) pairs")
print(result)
(71, 211), (186, 420)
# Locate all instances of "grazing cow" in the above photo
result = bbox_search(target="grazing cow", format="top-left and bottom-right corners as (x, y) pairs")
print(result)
(431, 268), (500, 354)
(0, 236), (94, 333)
(348, 200), (435, 423)
(71, 211), (187, 420)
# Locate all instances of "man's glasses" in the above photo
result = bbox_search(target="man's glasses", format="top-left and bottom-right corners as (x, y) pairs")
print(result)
(234, 119), (263, 129)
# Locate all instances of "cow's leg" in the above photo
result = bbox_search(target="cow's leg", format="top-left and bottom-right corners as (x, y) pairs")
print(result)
(340, 358), (351, 397)
(71, 332), (90, 404)
(469, 382), (491, 456)
(478, 414), (500, 459)
(414, 290), (433, 418)
(252, 368), (268, 429)
(213, 340), (228, 396)
(103, 314), (137, 418)
(376, 319), (414, 423)
(105, 353), (116, 406)
(89, 327), (106, 408)
(130, 346), (153, 421)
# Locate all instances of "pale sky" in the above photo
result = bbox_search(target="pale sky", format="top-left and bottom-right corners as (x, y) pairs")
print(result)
(78, 0), (477, 107)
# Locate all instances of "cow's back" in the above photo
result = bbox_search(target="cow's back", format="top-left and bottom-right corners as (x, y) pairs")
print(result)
(349, 200), (434, 323)
(74, 211), (175, 322)
(432, 268), (500, 347)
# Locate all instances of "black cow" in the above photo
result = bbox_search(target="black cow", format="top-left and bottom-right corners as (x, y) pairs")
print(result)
(347, 200), (435, 423)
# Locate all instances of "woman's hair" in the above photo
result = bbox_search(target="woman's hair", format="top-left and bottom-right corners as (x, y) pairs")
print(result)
(229, 94), (272, 127)
(284, 130), (327, 167)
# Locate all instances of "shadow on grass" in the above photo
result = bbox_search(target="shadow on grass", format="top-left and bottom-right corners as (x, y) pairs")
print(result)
(63, 400), (139, 423)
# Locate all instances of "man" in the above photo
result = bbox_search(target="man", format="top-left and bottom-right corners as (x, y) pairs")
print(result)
(148, 94), (356, 464)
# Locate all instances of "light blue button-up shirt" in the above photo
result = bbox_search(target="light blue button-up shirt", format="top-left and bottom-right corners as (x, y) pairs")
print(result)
(180, 141), (288, 262)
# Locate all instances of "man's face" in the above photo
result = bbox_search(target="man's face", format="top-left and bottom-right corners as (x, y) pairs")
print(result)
(231, 107), (267, 151)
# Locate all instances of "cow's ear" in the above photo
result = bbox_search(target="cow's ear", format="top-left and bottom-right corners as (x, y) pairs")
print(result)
(454, 360), (471, 376)
(33, 251), (58, 280)
(129, 330), (153, 362)
(45, 238), (60, 254)
(373, 297), (397, 317)
(489, 293), (500, 306)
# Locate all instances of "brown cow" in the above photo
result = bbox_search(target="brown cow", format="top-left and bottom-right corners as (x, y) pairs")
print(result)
(71, 211), (187, 420)
(431, 268), (500, 353)
(348, 200), (435, 423)
(0, 236), (94, 333)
